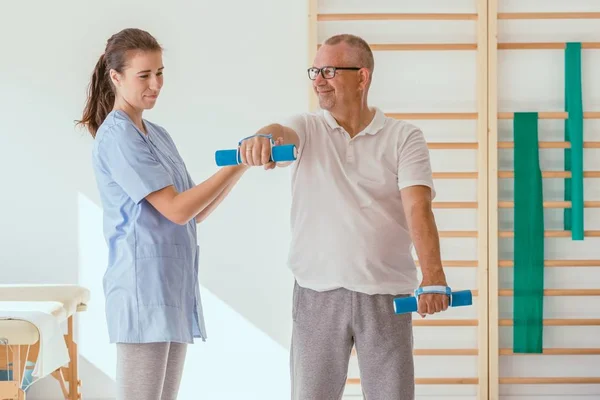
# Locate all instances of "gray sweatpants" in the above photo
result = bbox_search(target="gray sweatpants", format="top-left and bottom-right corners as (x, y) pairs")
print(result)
(290, 282), (414, 400)
(116, 342), (187, 400)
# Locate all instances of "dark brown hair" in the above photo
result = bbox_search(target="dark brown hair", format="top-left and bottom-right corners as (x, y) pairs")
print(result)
(77, 28), (162, 138)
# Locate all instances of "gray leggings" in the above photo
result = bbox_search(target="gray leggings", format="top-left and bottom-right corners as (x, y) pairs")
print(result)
(116, 342), (187, 400)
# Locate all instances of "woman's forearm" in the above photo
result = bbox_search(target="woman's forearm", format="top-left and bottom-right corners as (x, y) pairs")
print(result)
(195, 171), (243, 223)
(146, 165), (248, 225)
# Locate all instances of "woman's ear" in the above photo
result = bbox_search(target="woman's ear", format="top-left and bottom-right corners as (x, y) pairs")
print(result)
(109, 69), (121, 88)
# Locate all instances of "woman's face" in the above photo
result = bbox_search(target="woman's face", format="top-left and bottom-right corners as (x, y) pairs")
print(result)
(111, 50), (164, 111)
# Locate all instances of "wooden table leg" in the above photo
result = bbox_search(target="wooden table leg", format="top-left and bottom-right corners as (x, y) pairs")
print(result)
(64, 317), (80, 400)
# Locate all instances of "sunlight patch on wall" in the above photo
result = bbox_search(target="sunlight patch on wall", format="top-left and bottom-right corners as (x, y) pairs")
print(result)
(178, 286), (290, 399)
(77, 191), (114, 380)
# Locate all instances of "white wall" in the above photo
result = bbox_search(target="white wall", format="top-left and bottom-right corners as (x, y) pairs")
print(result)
(1, 0), (599, 399)
(1, 0), (307, 399)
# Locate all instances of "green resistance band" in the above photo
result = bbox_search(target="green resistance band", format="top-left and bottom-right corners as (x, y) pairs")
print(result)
(513, 112), (545, 353)
(564, 42), (584, 240)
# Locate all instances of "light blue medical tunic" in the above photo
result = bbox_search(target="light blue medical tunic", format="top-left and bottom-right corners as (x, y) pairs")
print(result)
(91, 109), (206, 344)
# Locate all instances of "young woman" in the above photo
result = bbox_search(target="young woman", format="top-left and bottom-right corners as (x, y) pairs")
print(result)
(77, 28), (248, 399)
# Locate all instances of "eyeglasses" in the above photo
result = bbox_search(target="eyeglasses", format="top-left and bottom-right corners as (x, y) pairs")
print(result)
(307, 66), (361, 80)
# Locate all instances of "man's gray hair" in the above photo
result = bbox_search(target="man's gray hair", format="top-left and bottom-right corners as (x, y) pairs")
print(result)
(323, 34), (374, 73)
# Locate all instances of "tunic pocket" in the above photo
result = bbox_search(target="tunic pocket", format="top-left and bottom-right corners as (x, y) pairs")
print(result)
(135, 243), (186, 308)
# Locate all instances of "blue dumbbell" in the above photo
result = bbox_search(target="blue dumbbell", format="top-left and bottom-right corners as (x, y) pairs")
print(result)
(393, 286), (472, 314)
(215, 144), (297, 166)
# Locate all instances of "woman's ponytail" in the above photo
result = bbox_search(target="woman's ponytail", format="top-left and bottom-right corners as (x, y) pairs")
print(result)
(77, 53), (114, 138)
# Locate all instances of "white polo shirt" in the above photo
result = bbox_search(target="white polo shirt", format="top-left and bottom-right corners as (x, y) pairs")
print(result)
(280, 107), (436, 295)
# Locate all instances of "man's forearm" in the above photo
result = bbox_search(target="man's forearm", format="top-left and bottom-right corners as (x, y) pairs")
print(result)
(407, 203), (446, 283)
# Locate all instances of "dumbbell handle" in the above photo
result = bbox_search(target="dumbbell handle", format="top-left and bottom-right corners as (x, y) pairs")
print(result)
(393, 289), (472, 314)
(215, 144), (297, 166)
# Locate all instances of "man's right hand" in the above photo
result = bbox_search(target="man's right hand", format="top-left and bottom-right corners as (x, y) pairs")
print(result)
(239, 135), (284, 170)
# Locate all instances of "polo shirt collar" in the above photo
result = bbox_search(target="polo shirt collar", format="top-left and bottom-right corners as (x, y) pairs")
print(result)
(323, 107), (386, 136)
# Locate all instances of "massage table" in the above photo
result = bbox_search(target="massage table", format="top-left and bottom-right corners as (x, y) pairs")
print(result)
(0, 285), (90, 400)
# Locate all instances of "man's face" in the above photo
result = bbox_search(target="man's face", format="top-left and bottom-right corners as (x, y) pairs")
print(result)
(310, 43), (366, 111)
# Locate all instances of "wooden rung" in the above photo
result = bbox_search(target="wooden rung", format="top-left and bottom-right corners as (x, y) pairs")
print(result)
(434, 172), (477, 179)
(499, 42), (600, 50)
(498, 289), (600, 296)
(499, 171), (600, 178)
(500, 348), (600, 355)
(389, 112), (600, 120)
(498, 141), (600, 149)
(500, 377), (600, 384)
(498, 201), (600, 208)
(439, 231), (478, 237)
(387, 112), (478, 120)
(498, 230), (600, 238)
(499, 319), (600, 326)
(415, 349), (478, 356)
(416, 260), (479, 267)
(419, 378), (479, 385)
(317, 13), (478, 21)
(429, 142), (479, 149)
(371, 43), (477, 51)
(431, 141), (600, 150)
(498, 111), (600, 119)
(318, 43), (477, 51)
(414, 319), (478, 327)
(347, 378), (479, 385)
(499, 260), (600, 267)
(498, 12), (600, 20)
(352, 348), (478, 356)
(433, 201), (478, 209)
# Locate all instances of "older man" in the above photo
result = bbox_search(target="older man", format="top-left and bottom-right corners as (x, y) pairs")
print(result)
(240, 34), (448, 400)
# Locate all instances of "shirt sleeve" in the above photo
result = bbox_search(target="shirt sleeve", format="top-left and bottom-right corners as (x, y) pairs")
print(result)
(98, 124), (174, 204)
(186, 170), (196, 187)
(278, 113), (308, 154)
(397, 128), (436, 200)
(153, 122), (196, 188)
